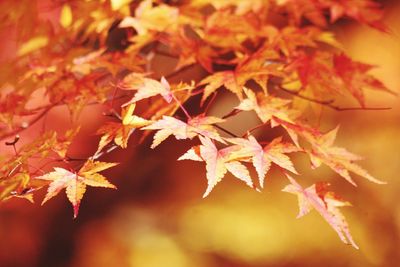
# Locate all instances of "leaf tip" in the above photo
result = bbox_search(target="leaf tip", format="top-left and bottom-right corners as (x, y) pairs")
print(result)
(73, 203), (80, 219)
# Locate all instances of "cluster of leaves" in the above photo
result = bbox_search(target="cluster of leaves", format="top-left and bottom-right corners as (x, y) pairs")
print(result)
(0, 0), (393, 248)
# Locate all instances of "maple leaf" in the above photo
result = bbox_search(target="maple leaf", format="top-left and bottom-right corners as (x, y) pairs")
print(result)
(0, 172), (30, 202)
(17, 35), (49, 57)
(271, 115), (321, 148)
(333, 53), (395, 107)
(96, 103), (150, 153)
(198, 50), (282, 104)
(308, 126), (385, 186)
(274, 118), (385, 185)
(199, 71), (243, 104)
(179, 136), (253, 197)
(278, 0), (387, 31)
(52, 127), (81, 158)
(36, 160), (117, 218)
(60, 3), (73, 28)
(268, 26), (340, 57)
(110, 0), (131, 11)
(283, 51), (343, 99)
(226, 135), (298, 188)
(142, 115), (226, 148)
(284, 51), (394, 108)
(321, 0), (387, 31)
(160, 29), (216, 73)
(277, 0), (327, 27)
(283, 174), (359, 249)
(191, 0), (266, 15)
(140, 81), (194, 121)
(201, 9), (259, 49)
(12, 130), (82, 162)
(119, 73), (173, 105)
(0, 91), (33, 126)
(119, 0), (179, 36)
(236, 87), (299, 127)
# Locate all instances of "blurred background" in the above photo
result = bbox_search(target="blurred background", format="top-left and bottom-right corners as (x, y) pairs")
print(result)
(0, 1), (399, 266)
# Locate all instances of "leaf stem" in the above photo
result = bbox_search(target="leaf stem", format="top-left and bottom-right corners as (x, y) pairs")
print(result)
(171, 92), (192, 120)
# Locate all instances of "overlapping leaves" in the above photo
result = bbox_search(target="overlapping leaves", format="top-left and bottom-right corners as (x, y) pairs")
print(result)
(0, 0), (391, 249)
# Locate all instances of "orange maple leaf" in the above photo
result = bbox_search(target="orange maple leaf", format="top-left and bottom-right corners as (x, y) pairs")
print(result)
(322, 0), (387, 31)
(36, 160), (117, 218)
(96, 103), (150, 153)
(198, 52), (282, 104)
(333, 53), (395, 107)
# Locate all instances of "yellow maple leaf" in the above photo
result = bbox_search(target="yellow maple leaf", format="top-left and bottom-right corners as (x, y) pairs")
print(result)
(36, 160), (118, 218)
(97, 103), (151, 153)
(60, 4), (73, 28)
(17, 36), (48, 56)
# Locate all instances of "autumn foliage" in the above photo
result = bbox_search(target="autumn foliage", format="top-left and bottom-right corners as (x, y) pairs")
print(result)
(0, 0), (394, 250)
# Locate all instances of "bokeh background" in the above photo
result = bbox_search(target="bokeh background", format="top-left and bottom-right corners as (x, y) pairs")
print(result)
(0, 1), (399, 266)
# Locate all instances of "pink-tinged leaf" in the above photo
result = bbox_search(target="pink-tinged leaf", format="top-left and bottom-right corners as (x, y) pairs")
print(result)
(178, 146), (202, 161)
(274, 117), (384, 186)
(36, 160), (117, 218)
(310, 127), (385, 186)
(199, 71), (242, 105)
(142, 115), (226, 148)
(283, 174), (359, 249)
(236, 88), (299, 126)
(120, 74), (173, 105)
(224, 161), (252, 188)
(264, 137), (299, 175)
(142, 116), (189, 148)
(179, 136), (253, 197)
(199, 136), (229, 197)
(227, 135), (298, 188)
(227, 135), (269, 188)
(188, 115), (226, 144)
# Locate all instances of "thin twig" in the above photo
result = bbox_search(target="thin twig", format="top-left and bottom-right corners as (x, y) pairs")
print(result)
(222, 109), (242, 119)
(330, 106), (392, 111)
(279, 87), (335, 105)
(242, 122), (268, 138)
(213, 124), (238, 138)
(279, 87), (391, 111)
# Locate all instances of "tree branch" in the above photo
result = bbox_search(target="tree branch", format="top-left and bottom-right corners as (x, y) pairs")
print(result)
(279, 87), (391, 111)
(213, 124), (238, 138)
(0, 104), (55, 142)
